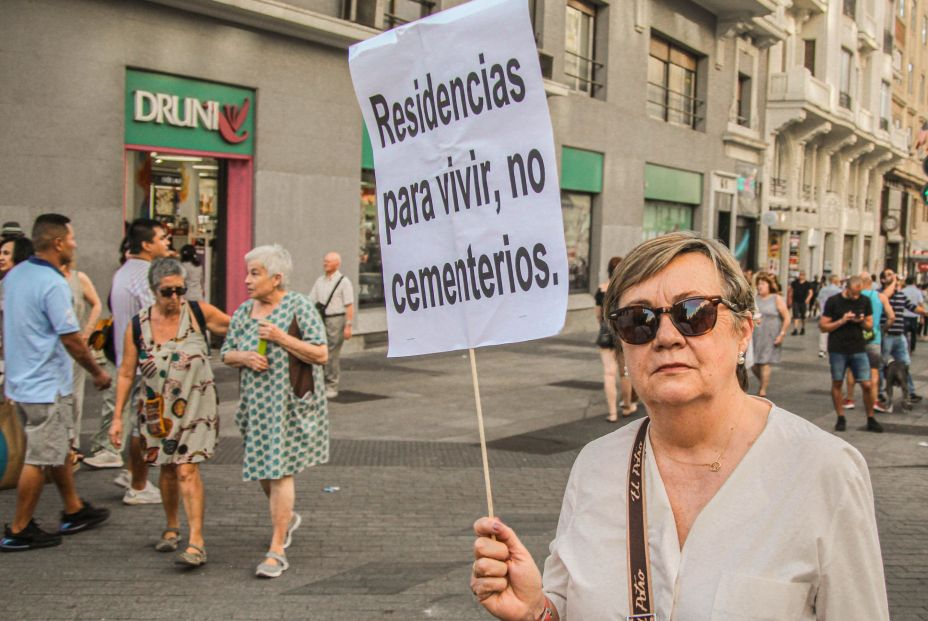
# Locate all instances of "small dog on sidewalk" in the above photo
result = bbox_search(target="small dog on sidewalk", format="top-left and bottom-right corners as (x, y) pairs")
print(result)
(884, 358), (912, 413)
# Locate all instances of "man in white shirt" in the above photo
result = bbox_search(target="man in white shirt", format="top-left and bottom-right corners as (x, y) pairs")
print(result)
(83, 219), (170, 506)
(309, 252), (354, 399)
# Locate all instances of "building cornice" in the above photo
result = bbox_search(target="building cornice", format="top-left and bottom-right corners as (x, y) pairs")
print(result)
(145, 0), (379, 49)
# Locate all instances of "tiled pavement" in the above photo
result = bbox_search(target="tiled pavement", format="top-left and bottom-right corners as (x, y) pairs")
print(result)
(2, 327), (928, 619)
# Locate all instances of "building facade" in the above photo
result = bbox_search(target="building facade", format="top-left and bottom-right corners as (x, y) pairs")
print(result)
(888, 0), (928, 278)
(6, 0), (919, 349)
(761, 0), (907, 283)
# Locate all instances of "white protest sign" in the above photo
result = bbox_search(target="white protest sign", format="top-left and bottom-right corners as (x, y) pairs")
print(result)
(349, 0), (568, 358)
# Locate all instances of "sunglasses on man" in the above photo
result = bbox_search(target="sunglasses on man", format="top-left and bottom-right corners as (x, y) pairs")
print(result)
(607, 296), (738, 345)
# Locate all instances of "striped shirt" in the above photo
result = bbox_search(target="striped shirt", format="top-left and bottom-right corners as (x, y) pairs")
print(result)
(886, 290), (918, 335)
(111, 258), (154, 365)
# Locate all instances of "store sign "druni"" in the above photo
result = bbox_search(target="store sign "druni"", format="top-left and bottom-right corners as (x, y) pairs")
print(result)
(133, 91), (250, 145)
(125, 69), (255, 155)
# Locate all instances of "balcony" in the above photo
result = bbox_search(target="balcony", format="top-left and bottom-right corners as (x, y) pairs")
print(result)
(771, 177), (788, 197)
(891, 126), (909, 151)
(791, 0), (826, 14)
(690, 0), (777, 19)
(768, 67), (833, 112)
(857, 108), (874, 134)
(857, 14), (879, 52)
(839, 91), (852, 109)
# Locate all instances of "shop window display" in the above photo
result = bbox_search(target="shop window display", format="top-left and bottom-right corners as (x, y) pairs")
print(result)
(561, 191), (592, 292)
(358, 169), (384, 306)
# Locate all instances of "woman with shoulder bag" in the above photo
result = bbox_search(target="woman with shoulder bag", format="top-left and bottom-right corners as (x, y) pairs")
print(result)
(221, 244), (328, 579)
(110, 257), (230, 568)
(595, 256), (636, 422)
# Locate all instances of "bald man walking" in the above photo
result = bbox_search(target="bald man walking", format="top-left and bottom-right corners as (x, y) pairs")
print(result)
(309, 252), (354, 399)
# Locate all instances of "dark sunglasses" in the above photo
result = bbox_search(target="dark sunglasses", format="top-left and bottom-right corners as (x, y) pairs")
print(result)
(159, 286), (187, 298)
(607, 296), (736, 345)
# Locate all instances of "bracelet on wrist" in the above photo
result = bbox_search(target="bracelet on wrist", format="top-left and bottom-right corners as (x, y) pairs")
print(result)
(534, 597), (555, 621)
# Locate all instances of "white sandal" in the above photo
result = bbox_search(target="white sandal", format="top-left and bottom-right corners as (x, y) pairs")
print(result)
(255, 551), (289, 578)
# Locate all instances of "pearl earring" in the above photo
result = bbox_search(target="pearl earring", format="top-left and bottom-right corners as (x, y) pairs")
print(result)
(737, 351), (746, 365)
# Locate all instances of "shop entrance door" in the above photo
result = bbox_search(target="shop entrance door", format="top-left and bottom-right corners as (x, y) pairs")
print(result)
(124, 148), (244, 309)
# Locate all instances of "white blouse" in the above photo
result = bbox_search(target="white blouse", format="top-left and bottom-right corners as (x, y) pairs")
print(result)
(542, 405), (889, 620)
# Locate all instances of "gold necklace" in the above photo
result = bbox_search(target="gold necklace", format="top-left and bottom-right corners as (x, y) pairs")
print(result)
(652, 409), (744, 473)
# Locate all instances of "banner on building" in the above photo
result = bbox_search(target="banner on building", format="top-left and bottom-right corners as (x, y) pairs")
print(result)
(348, 0), (568, 357)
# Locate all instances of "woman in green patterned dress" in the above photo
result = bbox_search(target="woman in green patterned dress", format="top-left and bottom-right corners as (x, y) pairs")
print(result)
(221, 244), (328, 579)
(110, 257), (230, 568)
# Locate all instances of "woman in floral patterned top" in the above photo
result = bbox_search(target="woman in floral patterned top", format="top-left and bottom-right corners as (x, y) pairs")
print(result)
(221, 244), (328, 579)
(111, 257), (230, 568)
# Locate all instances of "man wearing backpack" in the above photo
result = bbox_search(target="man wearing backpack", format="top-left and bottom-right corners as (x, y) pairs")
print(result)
(309, 252), (354, 399)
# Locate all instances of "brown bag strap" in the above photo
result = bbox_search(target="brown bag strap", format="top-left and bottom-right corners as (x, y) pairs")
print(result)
(627, 418), (655, 620)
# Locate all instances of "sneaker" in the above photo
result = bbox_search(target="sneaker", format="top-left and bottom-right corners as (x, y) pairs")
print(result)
(874, 401), (893, 413)
(866, 418), (884, 433)
(283, 512), (302, 549)
(123, 481), (162, 506)
(59, 501), (110, 535)
(113, 469), (130, 489)
(818, 351), (826, 358)
(834, 417), (847, 432)
(909, 394), (923, 403)
(791, 329), (798, 336)
(325, 388), (338, 399)
(83, 449), (124, 469)
(0, 520), (62, 552)
(842, 399), (855, 410)
(800, 328), (805, 335)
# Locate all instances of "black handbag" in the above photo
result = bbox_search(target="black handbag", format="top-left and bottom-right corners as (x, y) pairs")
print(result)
(596, 321), (615, 348)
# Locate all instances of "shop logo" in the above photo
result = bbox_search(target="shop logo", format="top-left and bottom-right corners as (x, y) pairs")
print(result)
(133, 90), (251, 145)
(219, 99), (250, 144)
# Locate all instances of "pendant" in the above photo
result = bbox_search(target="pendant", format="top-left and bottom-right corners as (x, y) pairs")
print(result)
(708, 461), (721, 472)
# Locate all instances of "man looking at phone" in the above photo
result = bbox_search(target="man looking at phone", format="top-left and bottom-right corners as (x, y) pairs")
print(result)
(821, 275), (880, 433)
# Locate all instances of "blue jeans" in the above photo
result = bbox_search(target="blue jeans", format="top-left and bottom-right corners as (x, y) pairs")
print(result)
(829, 352), (870, 382)
(882, 334), (917, 395)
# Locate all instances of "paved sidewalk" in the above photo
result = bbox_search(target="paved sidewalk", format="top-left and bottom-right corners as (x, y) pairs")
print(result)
(2, 328), (928, 620)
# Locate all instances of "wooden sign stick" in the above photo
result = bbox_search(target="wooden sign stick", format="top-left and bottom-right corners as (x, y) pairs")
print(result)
(469, 347), (495, 518)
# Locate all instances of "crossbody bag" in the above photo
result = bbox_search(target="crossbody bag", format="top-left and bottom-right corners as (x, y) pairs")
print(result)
(626, 418), (656, 620)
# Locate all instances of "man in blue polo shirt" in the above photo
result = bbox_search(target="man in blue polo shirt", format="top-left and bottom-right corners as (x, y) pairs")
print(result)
(1, 214), (112, 552)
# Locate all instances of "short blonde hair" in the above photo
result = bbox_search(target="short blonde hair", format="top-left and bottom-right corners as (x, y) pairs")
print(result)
(245, 244), (292, 289)
(603, 232), (754, 320)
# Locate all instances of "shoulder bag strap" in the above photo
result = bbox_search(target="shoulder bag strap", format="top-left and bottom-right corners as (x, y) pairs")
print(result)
(627, 418), (655, 620)
(131, 313), (144, 354)
(321, 276), (345, 313)
(187, 301), (210, 355)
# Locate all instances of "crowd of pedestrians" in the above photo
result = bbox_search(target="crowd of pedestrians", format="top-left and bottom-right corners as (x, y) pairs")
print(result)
(729, 264), (928, 434)
(0, 214), (347, 580)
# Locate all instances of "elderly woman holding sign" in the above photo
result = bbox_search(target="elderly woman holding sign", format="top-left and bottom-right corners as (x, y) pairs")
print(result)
(221, 244), (328, 579)
(470, 233), (888, 620)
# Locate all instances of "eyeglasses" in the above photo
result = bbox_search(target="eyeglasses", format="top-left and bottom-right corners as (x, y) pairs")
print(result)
(159, 286), (187, 298)
(607, 296), (737, 345)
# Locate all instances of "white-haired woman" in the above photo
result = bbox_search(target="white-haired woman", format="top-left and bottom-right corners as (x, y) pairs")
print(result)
(221, 244), (328, 579)
(470, 232), (888, 620)
(110, 257), (230, 568)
